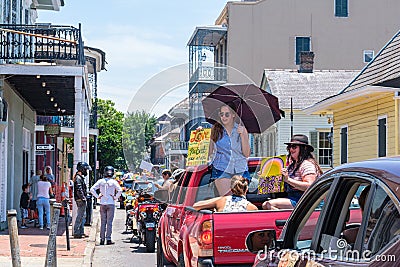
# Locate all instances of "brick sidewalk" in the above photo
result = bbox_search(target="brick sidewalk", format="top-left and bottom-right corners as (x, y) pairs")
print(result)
(0, 208), (99, 267)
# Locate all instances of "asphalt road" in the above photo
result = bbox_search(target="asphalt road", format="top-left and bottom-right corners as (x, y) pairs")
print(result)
(91, 205), (157, 267)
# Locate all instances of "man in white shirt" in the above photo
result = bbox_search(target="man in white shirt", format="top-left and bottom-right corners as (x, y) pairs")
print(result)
(90, 166), (122, 245)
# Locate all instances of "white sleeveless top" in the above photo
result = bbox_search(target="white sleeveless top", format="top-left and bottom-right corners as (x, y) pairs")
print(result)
(223, 195), (249, 212)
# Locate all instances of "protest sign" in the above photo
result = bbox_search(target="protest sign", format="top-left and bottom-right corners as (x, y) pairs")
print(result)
(186, 128), (211, 166)
(258, 155), (287, 194)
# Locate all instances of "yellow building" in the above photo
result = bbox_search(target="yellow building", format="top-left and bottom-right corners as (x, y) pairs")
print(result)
(305, 30), (400, 166)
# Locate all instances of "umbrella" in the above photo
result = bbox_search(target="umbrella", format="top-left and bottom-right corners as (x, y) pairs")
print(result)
(201, 84), (283, 133)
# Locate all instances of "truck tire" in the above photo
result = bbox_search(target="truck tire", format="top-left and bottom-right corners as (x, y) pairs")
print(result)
(145, 229), (156, 253)
(157, 240), (172, 267)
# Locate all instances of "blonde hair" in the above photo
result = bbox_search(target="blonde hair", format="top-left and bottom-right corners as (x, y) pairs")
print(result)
(230, 175), (248, 196)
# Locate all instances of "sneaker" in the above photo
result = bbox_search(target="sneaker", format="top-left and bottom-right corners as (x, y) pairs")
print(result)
(100, 239), (105, 245)
(20, 225), (28, 229)
(27, 219), (35, 224)
(106, 240), (115, 245)
(46, 226), (50, 230)
(39, 226), (44, 230)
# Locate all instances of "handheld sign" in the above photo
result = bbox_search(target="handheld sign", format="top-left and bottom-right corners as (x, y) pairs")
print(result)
(186, 128), (211, 166)
(257, 155), (286, 194)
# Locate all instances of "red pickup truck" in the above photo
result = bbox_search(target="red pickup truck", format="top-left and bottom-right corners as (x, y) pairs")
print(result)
(156, 158), (295, 267)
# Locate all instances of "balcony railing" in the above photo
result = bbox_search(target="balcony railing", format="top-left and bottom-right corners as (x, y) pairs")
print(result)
(169, 141), (188, 151)
(189, 66), (227, 83)
(37, 115), (96, 129)
(0, 24), (84, 64)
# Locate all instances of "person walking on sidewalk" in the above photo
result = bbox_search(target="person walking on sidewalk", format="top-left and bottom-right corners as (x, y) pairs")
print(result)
(37, 175), (54, 230)
(90, 166), (122, 245)
(73, 161), (91, 238)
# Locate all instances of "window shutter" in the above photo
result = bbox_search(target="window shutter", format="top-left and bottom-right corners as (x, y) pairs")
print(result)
(340, 127), (348, 164)
(378, 118), (386, 157)
(309, 131), (318, 157)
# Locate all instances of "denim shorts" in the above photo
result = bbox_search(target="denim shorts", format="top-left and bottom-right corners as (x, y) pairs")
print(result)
(288, 191), (303, 207)
(211, 167), (251, 182)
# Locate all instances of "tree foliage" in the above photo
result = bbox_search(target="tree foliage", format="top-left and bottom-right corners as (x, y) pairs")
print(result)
(95, 99), (126, 172)
(122, 110), (157, 172)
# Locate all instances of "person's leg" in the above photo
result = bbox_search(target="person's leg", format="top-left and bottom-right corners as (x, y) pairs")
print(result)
(215, 178), (231, 196)
(74, 202), (85, 236)
(262, 198), (294, 210)
(44, 199), (51, 228)
(106, 204), (115, 241)
(37, 198), (44, 228)
(99, 205), (107, 241)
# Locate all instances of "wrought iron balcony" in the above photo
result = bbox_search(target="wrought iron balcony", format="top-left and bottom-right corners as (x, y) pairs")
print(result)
(189, 65), (227, 83)
(169, 141), (188, 151)
(36, 115), (96, 129)
(0, 24), (84, 64)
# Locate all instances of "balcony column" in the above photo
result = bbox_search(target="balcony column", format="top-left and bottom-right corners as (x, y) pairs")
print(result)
(72, 75), (83, 233)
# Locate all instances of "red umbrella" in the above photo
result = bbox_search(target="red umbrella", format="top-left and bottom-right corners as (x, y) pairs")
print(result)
(202, 84), (283, 133)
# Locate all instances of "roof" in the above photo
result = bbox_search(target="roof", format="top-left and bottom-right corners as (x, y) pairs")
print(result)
(262, 70), (359, 109)
(187, 25), (227, 47)
(340, 29), (400, 93)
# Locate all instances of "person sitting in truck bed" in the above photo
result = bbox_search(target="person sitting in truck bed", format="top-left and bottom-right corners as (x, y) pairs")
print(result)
(193, 175), (258, 212)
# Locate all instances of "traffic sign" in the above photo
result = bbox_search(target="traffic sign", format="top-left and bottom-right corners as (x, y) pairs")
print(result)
(36, 144), (55, 151)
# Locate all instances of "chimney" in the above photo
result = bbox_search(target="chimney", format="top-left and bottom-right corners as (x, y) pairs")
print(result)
(298, 51), (314, 73)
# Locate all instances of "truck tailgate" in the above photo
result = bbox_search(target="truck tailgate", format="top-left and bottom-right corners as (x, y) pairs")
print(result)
(212, 210), (291, 265)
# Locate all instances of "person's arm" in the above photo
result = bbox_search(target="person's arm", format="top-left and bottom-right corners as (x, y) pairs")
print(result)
(154, 183), (162, 189)
(74, 177), (86, 201)
(281, 163), (317, 192)
(114, 181), (122, 199)
(237, 125), (250, 157)
(193, 197), (222, 211)
(246, 202), (258, 211)
(49, 184), (54, 196)
(90, 180), (101, 199)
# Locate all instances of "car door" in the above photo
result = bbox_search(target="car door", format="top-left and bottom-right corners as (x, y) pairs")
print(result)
(279, 172), (400, 267)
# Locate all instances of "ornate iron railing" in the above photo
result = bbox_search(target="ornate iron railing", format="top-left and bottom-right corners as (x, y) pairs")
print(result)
(169, 141), (188, 151)
(189, 65), (227, 83)
(0, 24), (84, 64)
(37, 115), (96, 129)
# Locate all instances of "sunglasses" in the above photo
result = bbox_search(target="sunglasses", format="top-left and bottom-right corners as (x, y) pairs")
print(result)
(219, 112), (231, 117)
(287, 144), (299, 150)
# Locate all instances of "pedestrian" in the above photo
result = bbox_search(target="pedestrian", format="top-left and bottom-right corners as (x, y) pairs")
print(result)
(90, 166), (122, 245)
(154, 169), (172, 190)
(193, 175), (257, 212)
(73, 161), (91, 238)
(262, 134), (322, 210)
(37, 174), (53, 230)
(209, 103), (251, 196)
(19, 183), (31, 229)
(44, 166), (55, 186)
(29, 169), (42, 223)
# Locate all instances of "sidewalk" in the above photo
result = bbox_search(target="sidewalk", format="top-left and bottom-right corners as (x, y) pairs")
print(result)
(0, 207), (100, 267)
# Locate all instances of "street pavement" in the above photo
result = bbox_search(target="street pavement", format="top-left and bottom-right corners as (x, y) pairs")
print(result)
(0, 206), (100, 267)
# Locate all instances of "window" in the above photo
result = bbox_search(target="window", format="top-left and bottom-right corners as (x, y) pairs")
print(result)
(335, 0), (348, 17)
(310, 131), (333, 167)
(378, 117), (386, 157)
(295, 37), (311, 65)
(340, 126), (348, 164)
(363, 50), (374, 63)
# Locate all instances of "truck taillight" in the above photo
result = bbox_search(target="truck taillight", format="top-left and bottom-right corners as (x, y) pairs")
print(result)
(198, 220), (213, 257)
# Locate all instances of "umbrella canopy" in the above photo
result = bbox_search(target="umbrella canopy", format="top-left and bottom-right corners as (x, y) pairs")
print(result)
(202, 84), (283, 133)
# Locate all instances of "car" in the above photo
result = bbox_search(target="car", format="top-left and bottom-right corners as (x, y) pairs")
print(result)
(245, 157), (400, 267)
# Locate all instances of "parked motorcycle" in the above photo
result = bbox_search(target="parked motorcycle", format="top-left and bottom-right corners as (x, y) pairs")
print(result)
(130, 182), (161, 253)
(125, 195), (137, 232)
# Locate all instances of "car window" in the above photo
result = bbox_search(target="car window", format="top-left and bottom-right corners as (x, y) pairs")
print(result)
(195, 172), (217, 202)
(178, 171), (192, 204)
(170, 171), (187, 204)
(362, 186), (400, 256)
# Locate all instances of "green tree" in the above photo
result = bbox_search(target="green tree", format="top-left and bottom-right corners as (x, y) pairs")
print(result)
(122, 110), (157, 172)
(96, 99), (126, 172)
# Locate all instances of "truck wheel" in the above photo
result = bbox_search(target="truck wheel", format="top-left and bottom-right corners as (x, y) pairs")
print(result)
(145, 229), (156, 253)
(157, 240), (171, 267)
(177, 253), (185, 267)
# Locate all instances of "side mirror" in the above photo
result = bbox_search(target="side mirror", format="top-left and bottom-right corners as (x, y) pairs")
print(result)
(245, 229), (276, 254)
(154, 189), (169, 203)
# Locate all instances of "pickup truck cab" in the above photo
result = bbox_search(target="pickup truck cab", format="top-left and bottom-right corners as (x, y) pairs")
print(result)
(156, 158), (295, 267)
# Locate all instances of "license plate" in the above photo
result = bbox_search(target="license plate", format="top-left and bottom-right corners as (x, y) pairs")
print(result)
(146, 222), (155, 228)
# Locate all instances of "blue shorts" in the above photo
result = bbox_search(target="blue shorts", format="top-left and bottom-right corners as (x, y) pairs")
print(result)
(288, 191), (303, 207)
(211, 167), (251, 182)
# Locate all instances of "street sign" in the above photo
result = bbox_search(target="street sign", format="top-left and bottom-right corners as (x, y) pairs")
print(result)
(36, 144), (55, 151)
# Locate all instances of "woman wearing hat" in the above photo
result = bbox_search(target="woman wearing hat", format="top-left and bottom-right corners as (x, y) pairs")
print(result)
(262, 134), (322, 210)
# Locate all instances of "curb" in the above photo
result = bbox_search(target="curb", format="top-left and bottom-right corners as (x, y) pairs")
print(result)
(82, 208), (100, 267)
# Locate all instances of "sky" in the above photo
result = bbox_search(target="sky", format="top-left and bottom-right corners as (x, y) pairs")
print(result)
(37, 0), (228, 116)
